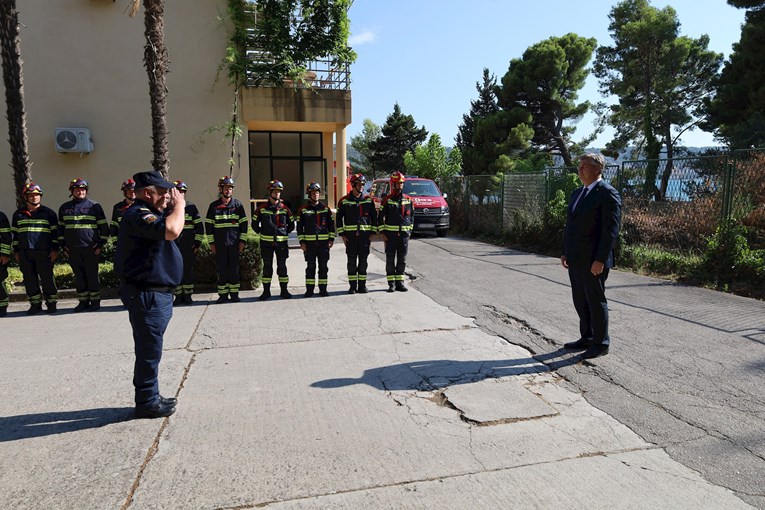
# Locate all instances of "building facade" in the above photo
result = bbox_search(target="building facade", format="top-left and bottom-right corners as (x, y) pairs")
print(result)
(0, 0), (351, 218)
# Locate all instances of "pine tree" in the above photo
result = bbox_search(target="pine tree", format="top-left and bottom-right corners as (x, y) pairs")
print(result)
(370, 103), (427, 174)
(455, 68), (499, 175)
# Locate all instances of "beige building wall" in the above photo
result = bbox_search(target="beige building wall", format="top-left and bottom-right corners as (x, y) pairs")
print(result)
(0, 0), (244, 216)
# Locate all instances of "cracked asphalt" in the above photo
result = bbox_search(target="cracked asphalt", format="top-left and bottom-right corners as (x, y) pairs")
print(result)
(398, 235), (765, 508)
(0, 237), (758, 509)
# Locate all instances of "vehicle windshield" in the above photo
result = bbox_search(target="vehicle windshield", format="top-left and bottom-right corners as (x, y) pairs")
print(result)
(403, 180), (441, 196)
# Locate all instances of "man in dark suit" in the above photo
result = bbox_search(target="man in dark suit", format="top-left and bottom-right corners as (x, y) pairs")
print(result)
(561, 154), (622, 359)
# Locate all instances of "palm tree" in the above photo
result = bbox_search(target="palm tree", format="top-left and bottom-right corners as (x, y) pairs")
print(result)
(129, 0), (170, 178)
(0, 0), (32, 209)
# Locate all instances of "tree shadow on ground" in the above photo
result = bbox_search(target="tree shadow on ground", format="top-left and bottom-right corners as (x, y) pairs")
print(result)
(312, 348), (582, 391)
(0, 407), (135, 442)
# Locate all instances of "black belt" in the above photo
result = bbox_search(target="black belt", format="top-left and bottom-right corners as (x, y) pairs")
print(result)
(122, 279), (176, 293)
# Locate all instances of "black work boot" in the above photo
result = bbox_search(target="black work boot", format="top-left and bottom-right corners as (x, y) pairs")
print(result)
(258, 283), (271, 301)
(73, 300), (90, 313)
(46, 301), (57, 314)
(348, 280), (357, 294)
(173, 294), (183, 306)
(27, 303), (43, 315)
(89, 300), (101, 311)
(395, 281), (408, 292)
(215, 294), (229, 304)
(0, 306), (7, 317)
(318, 284), (329, 297)
(229, 292), (241, 303)
(280, 282), (292, 299)
(357, 281), (368, 294)
(304, 284), (315, 297)
(387, 282), (395, 293)
(184, 294), (194, 305)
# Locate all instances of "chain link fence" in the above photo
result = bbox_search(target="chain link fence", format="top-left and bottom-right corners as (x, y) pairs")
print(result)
(442, 150), (765, 254)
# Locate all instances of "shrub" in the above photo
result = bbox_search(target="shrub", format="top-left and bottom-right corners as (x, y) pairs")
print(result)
(701, 220), (764, 286)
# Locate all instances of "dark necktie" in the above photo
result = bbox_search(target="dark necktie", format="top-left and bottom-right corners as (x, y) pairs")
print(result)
(573, 187), (589, 211)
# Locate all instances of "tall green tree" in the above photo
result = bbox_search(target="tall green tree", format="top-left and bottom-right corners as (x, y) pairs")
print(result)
(247, 0), (356, 87)
(349, 118), (381, 177)
(704, 0), (765, 147)
(403, 134), (462, 180)
(370, 103), (427, 173)
(129, 0), (171, 178)
(455, 68), (499, 175)
(594, 0), (722, 199)
(470, 108), (535, 175)
(497, 33), (598, 168)
(0, 0), (32, 208)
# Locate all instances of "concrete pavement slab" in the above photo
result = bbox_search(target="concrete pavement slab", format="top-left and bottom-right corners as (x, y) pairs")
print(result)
(443, 378), (557, 423)
(130, 329), (650, 509)
(264, 449), (751, 510)
(0, 350), (191, 510)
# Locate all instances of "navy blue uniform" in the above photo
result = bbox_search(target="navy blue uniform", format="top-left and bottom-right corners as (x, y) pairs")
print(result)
(0, 211), (11, 312)
(205, 198), (247, 297)
(379, 192), (414, 286)
(11, 205), (59, 306)
(253, 200), (294, 288)
(116, 199), (182, 408)
(297, 201), (335, 292)
(58, 198), (109, 304)
(175, 202), (204, 298)
(336, 193), (377, 290)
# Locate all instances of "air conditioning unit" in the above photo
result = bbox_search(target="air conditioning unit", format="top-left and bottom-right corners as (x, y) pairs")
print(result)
(54, 128), (94, 153)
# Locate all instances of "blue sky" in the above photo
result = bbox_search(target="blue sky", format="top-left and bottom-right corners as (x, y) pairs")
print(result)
(346, 0), (747, 149)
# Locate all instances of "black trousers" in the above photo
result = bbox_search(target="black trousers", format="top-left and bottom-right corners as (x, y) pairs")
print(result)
(68, 247), (100, 301)
(215, 244), (240, 295)
(345, 234), (371, 283)
(0, 263), (8, 308)
(568, 266), (610, 346)
(304, 241), (330, 285)
(18, 249), (57, 303)
(261, 243), (289, 285)
(385, 233), (409, 282)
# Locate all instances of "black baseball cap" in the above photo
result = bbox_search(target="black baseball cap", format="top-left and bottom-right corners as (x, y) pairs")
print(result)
(133, 170), (176, 189)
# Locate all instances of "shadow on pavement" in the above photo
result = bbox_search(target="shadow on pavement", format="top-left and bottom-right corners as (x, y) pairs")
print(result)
(0, 407), (135, 442)
(311, 349), (581, 391)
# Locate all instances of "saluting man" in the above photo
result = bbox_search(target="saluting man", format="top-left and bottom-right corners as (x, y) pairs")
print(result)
(115, 170), (184, 419)
(111, 178), (136, 237)
(296, 182), (335, 297)
(11, 183), (59, 315)
(336, 173), (377, 294)
(252, 180), (295, 300)
(172, 180), (204, 305)
(58, 178), (110, 312)
(205, 176), (247, 303)
(379, 171), (414, 292)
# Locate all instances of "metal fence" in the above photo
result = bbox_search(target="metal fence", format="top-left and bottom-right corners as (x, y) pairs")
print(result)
(443, 149), (765, 254)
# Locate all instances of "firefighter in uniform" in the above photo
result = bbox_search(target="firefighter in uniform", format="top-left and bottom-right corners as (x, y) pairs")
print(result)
(205, 176), (247, 303)
(173, 180), (204, 305)
(252, 180), (295, 300)
(0, 211), (11, 317)
(115, 170), (184, 419)
(111, 178), (137, 237)
(296, 182), (335, 297)
(58, 178), (110, 312)
(379, 171), (414, 292)
(336, 173), (377, 294)
(11, 183), (59, 314)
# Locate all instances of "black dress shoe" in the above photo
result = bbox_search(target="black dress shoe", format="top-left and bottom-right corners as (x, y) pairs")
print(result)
(581, 344), (610, 359)
(159, 395), (177, 406)
(563, 338), (593, 350)
(135, 401), (176, 419)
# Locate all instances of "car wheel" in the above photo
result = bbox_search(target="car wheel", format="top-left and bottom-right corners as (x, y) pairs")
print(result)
(436, 229), (448, 237)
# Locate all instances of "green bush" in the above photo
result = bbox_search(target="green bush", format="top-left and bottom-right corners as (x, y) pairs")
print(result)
(701, 220), (764, 286)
